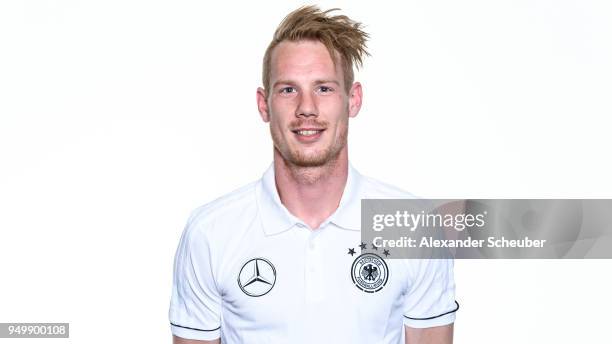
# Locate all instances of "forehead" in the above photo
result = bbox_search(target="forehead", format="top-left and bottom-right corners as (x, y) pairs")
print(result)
(269, 40), (340, 82)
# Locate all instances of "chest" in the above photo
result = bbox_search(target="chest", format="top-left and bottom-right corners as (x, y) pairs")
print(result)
(215, 228), (409, 337)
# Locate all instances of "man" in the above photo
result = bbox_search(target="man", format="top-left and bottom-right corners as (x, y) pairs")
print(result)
(169, 6), (457, 344)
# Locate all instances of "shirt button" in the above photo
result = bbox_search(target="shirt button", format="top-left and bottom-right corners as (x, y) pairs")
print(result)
(309, 241), (316, 250)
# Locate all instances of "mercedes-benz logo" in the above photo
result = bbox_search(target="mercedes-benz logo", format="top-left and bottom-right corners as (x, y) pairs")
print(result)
(237, 257), (276, 297)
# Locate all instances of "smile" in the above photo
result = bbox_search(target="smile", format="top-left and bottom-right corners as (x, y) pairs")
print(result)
(294, 129), (324, 136)
(291, 128), (325, 142)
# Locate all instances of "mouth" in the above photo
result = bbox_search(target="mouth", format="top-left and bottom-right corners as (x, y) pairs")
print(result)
(291, 128), (326, 142)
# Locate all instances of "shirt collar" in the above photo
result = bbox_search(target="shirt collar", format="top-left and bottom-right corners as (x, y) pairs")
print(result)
(255, 163), (362, 236)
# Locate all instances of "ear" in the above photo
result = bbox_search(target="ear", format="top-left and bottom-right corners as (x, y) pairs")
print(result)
(348, 82), (363, 118)
(256, 87), (270, 123)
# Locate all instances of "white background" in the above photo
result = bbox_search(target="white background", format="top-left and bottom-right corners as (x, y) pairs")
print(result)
(1, 0), (611, 343)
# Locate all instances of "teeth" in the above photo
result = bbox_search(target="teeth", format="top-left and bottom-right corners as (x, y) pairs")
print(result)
(297, 130), (320, 136)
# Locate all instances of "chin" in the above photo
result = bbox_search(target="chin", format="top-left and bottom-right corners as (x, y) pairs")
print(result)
(289, 149), (340, 168)
(275, 138), (345, 168)
(291, 158), (329, 167)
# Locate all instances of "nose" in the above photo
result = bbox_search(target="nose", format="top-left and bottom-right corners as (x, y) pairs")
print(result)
(296, 92), (318, 118)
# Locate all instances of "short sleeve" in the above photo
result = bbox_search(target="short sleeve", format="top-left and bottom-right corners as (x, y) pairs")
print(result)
(402, 258), (458, 328)
(169, 213), (222, 340)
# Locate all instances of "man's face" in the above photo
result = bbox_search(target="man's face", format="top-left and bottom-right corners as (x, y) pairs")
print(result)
(257, 40), (362, 167)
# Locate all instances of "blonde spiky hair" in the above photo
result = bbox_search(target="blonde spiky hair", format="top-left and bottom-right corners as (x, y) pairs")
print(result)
(262, 5), (370, 95)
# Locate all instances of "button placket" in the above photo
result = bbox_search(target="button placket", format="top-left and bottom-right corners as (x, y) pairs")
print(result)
(304, 231), (325, 302)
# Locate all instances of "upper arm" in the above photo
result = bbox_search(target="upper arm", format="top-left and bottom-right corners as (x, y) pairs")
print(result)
(173, 334), (220, 344)
(404, 323), (453, 344)
(402, 259), (458, 334)
(168, 214), (222, 341)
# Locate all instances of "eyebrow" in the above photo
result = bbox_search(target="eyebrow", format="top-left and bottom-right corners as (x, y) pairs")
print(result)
(272, 79), (341, 88)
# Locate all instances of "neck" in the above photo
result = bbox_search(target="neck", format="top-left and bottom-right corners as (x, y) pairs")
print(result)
(274, 148), (349, 230)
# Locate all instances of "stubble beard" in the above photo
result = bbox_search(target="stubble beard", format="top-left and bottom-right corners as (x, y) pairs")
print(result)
(271, 119), (348, 169)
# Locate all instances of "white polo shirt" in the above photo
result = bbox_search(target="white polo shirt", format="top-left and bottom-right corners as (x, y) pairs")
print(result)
(169, 164), (457, 343)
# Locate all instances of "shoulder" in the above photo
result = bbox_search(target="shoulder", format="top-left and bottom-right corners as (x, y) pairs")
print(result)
(358, 172), (420, 200)
(184, 180), (259, 240)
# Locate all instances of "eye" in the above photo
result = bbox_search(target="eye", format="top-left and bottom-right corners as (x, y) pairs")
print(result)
(279, 87), (296, 94)
(318, 85), (334, 93)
